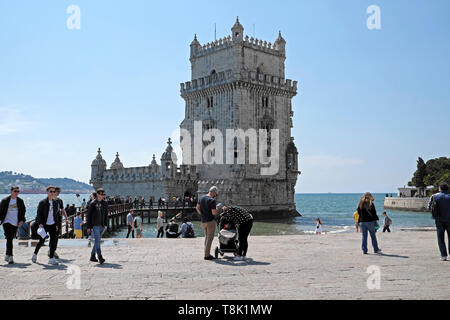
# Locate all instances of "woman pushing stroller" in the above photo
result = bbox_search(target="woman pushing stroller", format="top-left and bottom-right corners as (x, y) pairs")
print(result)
(217, 203), (253, 261)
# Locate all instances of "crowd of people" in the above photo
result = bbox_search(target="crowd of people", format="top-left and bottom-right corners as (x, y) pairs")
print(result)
(1, 183), (450, 266)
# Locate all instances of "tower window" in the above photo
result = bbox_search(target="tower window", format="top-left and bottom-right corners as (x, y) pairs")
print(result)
(262, 96), (269, 108)
(207, 96), (213, 108)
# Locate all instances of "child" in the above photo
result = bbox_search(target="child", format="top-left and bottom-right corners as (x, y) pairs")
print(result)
(74, 212), (84, 239)
(313, 218), (323, 234)
(382, 211), (392, 232)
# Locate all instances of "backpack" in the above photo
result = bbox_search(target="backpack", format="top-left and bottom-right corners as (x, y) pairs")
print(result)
(185, 224), (195, 238)
(430, 196), (440, 219)
(387, 217), (392, 225)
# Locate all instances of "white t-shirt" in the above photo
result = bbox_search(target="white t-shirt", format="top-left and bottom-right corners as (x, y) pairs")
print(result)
(4, 198), (18, 226)
(46, 200), (55, 225)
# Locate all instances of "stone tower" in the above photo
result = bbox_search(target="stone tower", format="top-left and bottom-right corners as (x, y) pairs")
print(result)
(180, 18), (300, 217)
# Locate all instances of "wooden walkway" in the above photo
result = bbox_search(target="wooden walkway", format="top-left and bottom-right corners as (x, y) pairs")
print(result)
(24, 203), (196, 239)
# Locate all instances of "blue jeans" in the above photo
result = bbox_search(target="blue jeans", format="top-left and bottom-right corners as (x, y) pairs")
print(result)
(360, 221), (380, 254)
(435, 219), (450, 257)
(91, 226), (102, 257)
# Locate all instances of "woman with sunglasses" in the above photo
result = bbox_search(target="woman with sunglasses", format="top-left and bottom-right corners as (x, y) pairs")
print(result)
(0, 186), (26, 264)
(357, 192), (381, 255)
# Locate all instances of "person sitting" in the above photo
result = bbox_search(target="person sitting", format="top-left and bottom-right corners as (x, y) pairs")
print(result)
(180, 217), (195, 238)
(165, 218), (181, 238)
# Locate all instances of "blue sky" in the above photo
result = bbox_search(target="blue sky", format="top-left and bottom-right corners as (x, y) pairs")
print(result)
(0, 0), (449, 193)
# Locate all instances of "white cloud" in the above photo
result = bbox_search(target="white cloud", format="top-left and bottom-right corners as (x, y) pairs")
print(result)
(0, 106), (32, 135)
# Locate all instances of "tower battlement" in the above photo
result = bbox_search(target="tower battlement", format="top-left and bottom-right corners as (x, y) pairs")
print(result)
(180, 69), (297, 96)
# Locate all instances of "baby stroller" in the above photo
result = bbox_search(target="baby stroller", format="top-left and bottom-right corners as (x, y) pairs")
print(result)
(214, 215), (239, 259)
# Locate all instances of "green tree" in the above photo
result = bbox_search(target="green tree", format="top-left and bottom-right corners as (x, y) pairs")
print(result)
(410, 157), (427, 187)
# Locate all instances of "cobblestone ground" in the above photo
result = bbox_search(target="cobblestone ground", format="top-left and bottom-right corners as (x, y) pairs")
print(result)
(0, 231), (449, 300)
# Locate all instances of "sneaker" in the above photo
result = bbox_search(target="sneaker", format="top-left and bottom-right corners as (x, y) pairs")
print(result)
(204, 255), (215, 260)
(98, 256), (105, 264)
(441, 256), (447, 261)
(32, 253), (37, 263)
(8, 256), (14, 264)
(48, 258), (58, 265)
(375, 249), (382, 254)
(4, 255), (10, 262)
(233, 255), (244, 261)
(90, 255), (98, 262)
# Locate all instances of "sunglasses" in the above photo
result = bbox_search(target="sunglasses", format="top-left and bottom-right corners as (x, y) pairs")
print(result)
(12, 190), (20, 193)
(98, 192), (105, 195)
(49, 191), (56, 193)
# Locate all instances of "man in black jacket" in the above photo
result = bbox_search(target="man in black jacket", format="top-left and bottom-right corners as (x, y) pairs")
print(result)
(0, 186), (26, 264)
(50, 187), (68, 259)
(86, 188), (108, 264)
(32, 186), (60, 265)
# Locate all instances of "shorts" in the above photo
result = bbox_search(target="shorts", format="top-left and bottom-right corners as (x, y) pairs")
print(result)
(74, 229), (82, 239)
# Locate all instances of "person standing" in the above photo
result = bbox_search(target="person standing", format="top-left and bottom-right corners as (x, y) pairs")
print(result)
(357, 192), (381, 255)
(126, 210), (135, 238)
(32, 186), (60, 265)
(86, 188), (108, 264)
(428, 183), (450, 261)
(196, 186), (219, 260)
(52, 187), (68, 259)
(134, 214), (143, 238)
(313, 218), (323, 234)
(156, 211), (165, 238)
(217, 204), (253, 261)
(0, 186), (26, 264)
(81, 198), (87, 209)
(382, 212), (392, 232)
(74, 212), (84, 239)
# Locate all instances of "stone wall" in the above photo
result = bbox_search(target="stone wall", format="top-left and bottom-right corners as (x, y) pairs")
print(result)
(384, 197), (430, 212)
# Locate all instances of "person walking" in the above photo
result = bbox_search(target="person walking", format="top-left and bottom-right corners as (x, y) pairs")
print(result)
(382, 211), (392, 232)
(353, 210), (360, 233)
(51, 187), (68, 259)
(357, 192), (381, 255)
(32, 186), (60, 265)
(156, 211), (165, 238)
(134, 214), (143, 238)
(217, 204), (253, 261)
(126, 210), (135, 238)
(0, 186), (26, 264)
(428, 183), (450, 261)
(86, 188), (108, 264)
(196, 186), (219, 260)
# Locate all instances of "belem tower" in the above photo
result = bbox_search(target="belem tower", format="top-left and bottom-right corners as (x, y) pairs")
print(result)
(90, 18), (300, 218)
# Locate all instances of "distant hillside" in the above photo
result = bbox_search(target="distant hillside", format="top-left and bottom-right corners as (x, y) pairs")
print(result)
(0, 171), (93, 194)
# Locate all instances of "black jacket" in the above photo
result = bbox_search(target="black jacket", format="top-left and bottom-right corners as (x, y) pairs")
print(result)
(36, 197), (60, 226)
(86, 199), (108, 228)
(0, 196), (26, 224)
(357, 203), (379, 223)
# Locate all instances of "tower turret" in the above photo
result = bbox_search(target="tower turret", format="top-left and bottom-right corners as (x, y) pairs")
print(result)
(190, 34), (201, 60)
(110, 152), (124, 170)
(231, 16), (244, 43)
(160, 138), (175, 178)
(274, 31), (286, 55)
(90, 148), (107, 190)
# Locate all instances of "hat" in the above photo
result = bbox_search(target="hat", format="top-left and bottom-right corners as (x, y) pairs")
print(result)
(209, 186), (218, 194)
(216, 203), (224, 209)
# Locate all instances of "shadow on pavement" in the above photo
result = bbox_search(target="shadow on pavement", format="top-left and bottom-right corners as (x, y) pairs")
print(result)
(1, 263), (32, 269)
(377, 253), (409, 259)
(36, 262), (68, 270)
(94, 262), (122, 269)
(213, 257), (270, 266)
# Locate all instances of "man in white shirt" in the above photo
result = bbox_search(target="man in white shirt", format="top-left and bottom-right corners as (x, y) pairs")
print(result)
(32, 186), (60, 265)
(0, 186), (26, 264)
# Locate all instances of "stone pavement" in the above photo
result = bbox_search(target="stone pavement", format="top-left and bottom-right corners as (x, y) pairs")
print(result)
(0, 231), (449, 300)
